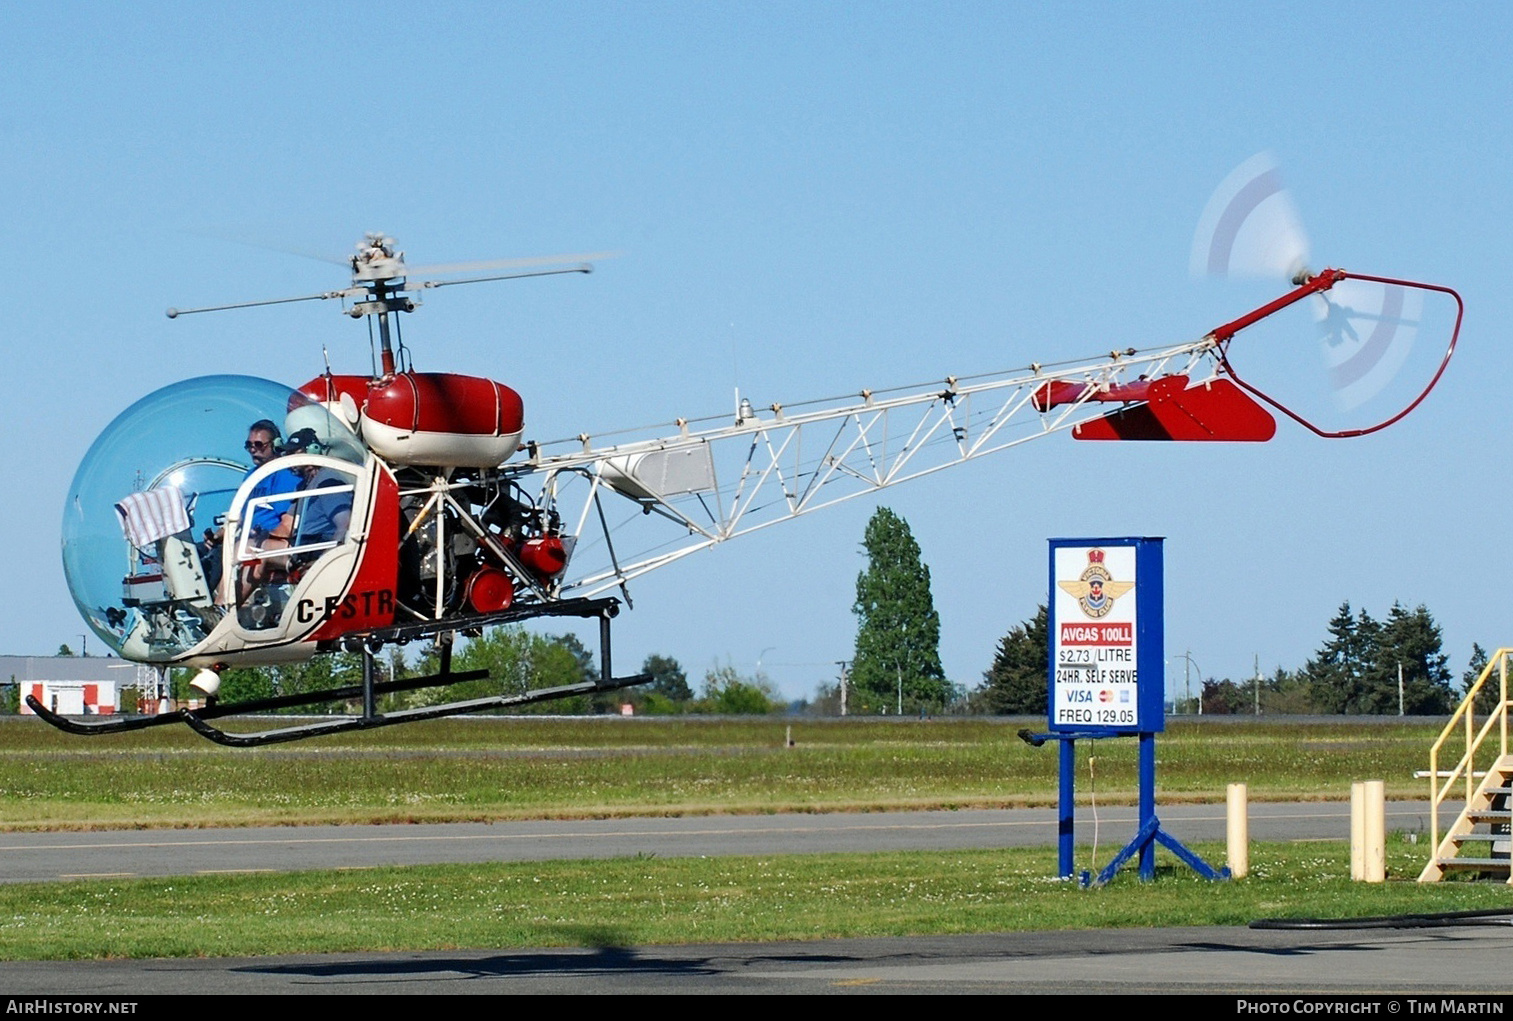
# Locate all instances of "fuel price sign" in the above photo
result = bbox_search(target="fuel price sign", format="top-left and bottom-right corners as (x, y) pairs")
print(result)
(1048, 538), (1164, 733)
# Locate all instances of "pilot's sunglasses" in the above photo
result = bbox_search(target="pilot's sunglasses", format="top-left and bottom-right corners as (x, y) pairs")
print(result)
(245, 440), (273, 452)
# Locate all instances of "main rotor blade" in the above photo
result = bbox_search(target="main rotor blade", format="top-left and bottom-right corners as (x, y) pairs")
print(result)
(181, 227), (353, 266)
(405, 251), (621, 276)
(412, 265), (594, 290)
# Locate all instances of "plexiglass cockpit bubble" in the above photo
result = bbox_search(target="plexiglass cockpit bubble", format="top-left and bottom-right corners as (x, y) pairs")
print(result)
(62, 375), (364, 662)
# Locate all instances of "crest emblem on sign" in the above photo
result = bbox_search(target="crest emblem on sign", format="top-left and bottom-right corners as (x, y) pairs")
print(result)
(1057, 548), (1135, 619)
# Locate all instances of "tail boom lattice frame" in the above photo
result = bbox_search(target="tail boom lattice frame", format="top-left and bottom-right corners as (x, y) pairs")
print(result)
(516, 341), (1217, 600)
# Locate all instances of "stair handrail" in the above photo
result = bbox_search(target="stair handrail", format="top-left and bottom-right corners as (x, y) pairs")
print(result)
(1427, 648), (1511, 855)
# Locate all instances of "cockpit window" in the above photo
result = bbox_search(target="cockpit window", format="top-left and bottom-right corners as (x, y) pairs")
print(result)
(62, 375), (365, 662)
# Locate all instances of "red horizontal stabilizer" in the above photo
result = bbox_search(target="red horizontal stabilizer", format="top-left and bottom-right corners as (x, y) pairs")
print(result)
(1071, 377), (1276, 441)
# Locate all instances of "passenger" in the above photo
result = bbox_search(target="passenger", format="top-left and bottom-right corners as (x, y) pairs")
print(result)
(284, 429), (354, 547)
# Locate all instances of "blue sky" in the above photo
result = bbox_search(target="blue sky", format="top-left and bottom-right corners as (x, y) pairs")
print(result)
(4, 2), (1509, 702)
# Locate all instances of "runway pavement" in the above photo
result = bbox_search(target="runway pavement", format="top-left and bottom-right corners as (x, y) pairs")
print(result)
(6, 800), (1486, 996)
(2, 800), (1440, 882)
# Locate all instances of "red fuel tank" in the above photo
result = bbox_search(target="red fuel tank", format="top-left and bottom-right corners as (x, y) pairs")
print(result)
(299, 372), (525, 468)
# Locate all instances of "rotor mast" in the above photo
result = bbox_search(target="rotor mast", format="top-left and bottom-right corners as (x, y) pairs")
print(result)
(347, 234), (415, 379)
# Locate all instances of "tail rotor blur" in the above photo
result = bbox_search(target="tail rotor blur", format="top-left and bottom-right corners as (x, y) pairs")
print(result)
(1190, 151), (1311, 282)
(1191, 153), (1457, 436)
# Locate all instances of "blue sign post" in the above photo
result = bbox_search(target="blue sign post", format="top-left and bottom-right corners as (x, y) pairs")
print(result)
(1028, 537), (1226, 885)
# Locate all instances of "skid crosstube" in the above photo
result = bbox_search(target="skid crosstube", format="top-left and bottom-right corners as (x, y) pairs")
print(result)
(28, 596), (649, 746)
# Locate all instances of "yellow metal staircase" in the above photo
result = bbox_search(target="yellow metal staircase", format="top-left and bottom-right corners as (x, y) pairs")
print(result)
(1420, 648), (1513, 882)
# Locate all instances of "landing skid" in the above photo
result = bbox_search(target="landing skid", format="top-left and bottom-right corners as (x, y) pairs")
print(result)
(178, 671), (651, 747)
(25, 666), (494, 737)
(28, 596), (651, 746)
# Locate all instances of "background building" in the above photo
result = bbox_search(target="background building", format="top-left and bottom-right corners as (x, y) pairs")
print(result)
(1, 656), (149, 716)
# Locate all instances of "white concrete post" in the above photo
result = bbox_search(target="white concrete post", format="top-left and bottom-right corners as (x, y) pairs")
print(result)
(1226, 782), (1249, 878)
(1363, 780), (1386, 883)
(1350, 782), (1365, 882)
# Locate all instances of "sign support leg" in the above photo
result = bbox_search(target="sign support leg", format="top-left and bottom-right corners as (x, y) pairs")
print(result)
(1059, 737), (1076, 878)
(1139, 731), (1156, 880)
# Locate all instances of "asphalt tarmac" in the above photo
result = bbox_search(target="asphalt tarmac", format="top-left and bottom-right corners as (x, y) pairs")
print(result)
(5, 800), (1496, 996)
(1, 801), (1439, 882)
(4, 926), (1511, 995)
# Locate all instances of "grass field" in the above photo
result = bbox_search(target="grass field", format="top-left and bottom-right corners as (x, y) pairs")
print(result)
(1, 837), (1505, 961)
(0, 715), (1455, 830)
(1, 715), (1494, 962)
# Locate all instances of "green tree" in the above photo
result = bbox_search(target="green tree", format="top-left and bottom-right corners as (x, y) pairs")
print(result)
(1200, 677), (1247, 715)
(850, 507), (948, 713)
(216, 666), (278, 704)
(401, 627), (528, 710)
(529, 634), (596, 713)
(695, 663), (780, 714)
(387, 647), (412, 684)
(1304, 601), (1454, 714)
(444, 627), (597, 713)
(217, 653), (360, 714)
(454, 627), (533, 693)
(1464, 643), (1495, 714)
(644, 654), (692, 702)
(1305, 602), (1376, 713)
(1257, 667), (1317, 715)
(1376, 602), (1454, 715)
(548, 632), (632, 714)
(977, 605), (1048, 715)
(555, 633), (598, 681)
(56, 644), (74, 657)
(637, 654), (692, 714)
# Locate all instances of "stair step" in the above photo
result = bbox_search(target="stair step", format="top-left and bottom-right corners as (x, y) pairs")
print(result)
(1448, 833), (1511, 845)
(1436, 857), (1513, 870)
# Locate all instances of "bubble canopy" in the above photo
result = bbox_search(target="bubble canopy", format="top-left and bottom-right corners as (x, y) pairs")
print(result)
(62, 375), (363, 661)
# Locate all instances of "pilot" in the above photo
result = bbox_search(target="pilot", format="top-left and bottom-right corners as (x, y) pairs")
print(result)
(243, 421), (300, 537)
(240, 419), (302, 586)
(202, 420), (303, 600)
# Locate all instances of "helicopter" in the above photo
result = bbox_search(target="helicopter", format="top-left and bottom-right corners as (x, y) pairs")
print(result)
(36, 208), (1462, 746)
